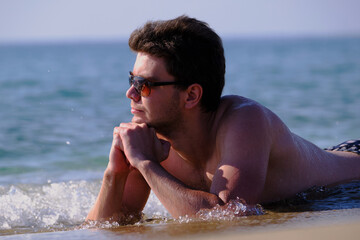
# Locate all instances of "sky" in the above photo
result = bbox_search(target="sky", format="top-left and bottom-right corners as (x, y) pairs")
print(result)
(1, 0), (360, 43)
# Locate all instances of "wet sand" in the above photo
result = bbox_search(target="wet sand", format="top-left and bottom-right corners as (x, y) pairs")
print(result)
(3, 210), (360, 239)
(188, 220), (360, 240)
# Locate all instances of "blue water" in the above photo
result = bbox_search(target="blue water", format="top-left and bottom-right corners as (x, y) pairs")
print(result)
(0, 38), (359, 236)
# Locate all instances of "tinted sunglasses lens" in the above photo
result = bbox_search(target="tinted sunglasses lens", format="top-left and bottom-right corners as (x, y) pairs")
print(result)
(140, 83), (150, 96)
(129, 76), (150, 97)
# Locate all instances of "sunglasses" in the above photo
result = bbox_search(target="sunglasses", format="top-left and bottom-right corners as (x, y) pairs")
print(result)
(129, 71), (184, 97)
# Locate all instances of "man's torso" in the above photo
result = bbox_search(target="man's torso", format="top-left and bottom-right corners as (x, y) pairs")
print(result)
(160, 95), (360, 203)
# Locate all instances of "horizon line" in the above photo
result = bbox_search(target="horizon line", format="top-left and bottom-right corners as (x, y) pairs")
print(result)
(1, 33), (360, 46)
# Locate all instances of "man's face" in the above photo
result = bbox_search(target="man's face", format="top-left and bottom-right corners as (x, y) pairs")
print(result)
(126, 52), (183, 135)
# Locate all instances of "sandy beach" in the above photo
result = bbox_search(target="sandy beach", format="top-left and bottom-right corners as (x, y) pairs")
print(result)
(187, 219), (360, 240)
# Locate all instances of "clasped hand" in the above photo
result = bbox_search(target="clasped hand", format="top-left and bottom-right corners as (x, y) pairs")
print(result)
(110, 122), (171, 171)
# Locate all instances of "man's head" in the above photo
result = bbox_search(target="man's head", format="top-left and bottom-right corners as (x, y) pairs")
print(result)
(128, 15), (225, 112)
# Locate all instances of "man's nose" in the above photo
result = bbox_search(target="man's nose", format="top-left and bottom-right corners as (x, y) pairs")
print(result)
(126, 85), (141, 102)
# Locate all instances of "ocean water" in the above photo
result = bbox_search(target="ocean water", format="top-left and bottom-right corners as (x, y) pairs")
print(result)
(0, 38), (359, 238)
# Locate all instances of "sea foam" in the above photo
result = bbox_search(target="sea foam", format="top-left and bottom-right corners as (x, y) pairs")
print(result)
(0, 180), (99, 232)
(0, 179), (170, 234)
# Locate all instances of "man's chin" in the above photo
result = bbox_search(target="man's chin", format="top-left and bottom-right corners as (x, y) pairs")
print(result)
(131, 117), (157, 129)
(131, 116), (147, 124)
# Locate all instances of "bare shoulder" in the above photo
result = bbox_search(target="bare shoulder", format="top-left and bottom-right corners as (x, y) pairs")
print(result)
(216, 95), (273, 136)
(216, 96), (299, 163)
(213, 95), (275, 162)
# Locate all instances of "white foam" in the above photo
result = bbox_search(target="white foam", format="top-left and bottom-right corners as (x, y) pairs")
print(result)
(0, 180), (100, 231)
(0, 180), (169, 232)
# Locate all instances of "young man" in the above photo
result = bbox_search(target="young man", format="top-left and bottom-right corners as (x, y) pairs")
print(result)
(87, 16), (360, 221)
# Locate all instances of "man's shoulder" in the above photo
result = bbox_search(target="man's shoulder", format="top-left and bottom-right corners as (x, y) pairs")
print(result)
(217, 95), (269, 125)
(214, 95), (276, 145)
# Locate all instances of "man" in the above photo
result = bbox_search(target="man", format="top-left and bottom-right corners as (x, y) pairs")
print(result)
(87, 16), (360, 222)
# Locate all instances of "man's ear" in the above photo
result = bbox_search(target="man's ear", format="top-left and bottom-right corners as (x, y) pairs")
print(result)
(184, 84), (203, 109)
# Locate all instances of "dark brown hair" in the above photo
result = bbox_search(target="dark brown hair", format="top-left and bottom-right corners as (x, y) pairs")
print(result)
(128, 15), (225, 112)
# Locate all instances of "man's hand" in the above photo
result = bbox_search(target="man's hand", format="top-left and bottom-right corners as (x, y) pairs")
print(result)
(107, 126), (131, 174)
(118, 123), (171, 169)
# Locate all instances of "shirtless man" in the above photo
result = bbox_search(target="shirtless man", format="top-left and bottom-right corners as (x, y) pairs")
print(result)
(87, 16), (360, 221)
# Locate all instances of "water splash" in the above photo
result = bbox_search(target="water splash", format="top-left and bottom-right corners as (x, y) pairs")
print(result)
(0, 180), (171, 235)
(177, 198), (264, 223)
(0, 180), (100, 234)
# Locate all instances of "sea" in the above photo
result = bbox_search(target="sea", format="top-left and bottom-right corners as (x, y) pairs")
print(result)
(0, 37), (359, 239)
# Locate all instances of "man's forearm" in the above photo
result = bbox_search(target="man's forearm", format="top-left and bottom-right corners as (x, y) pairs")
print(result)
(137, 160), (223, 218)
(86, 169), (129, 221)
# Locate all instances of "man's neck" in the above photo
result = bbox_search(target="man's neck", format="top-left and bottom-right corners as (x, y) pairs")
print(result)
(158, 109), (218, 168)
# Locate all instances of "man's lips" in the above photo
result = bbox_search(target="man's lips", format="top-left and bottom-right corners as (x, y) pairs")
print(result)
(131, 107), (144, 114)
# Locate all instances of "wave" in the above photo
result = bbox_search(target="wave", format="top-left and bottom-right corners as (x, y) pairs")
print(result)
(0, 179), (170, 235)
